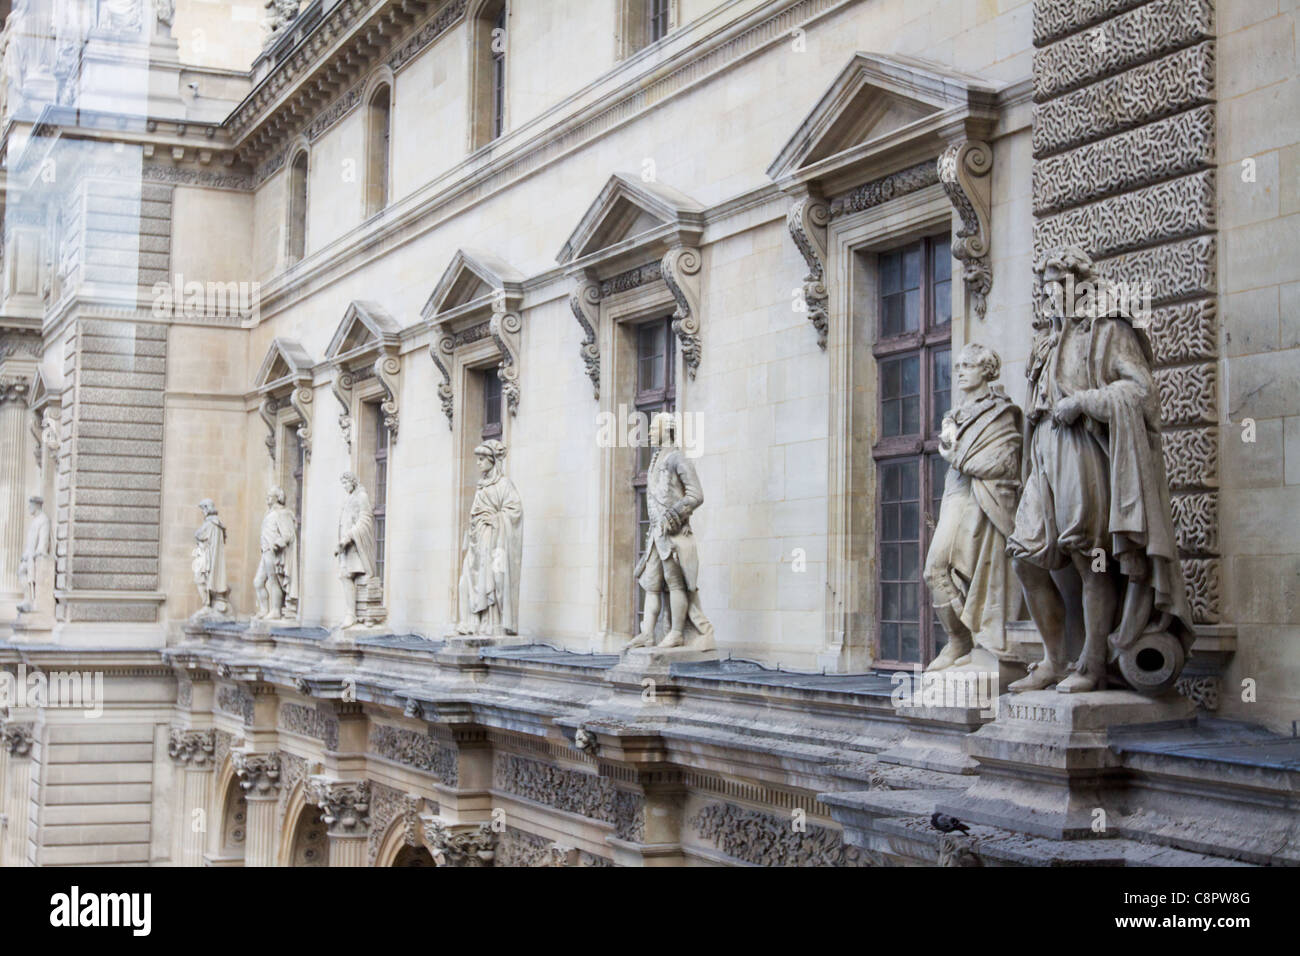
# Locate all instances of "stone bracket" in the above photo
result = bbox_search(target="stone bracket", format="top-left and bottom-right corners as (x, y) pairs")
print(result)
(569, 277), (602, 399)
(372, 347), (400, 440)
(939, 139), (993, 321)
(786, 194), (830, 349)
(289, 382), (313, 459)
(660, 244), (703, 379)
(488, 296), (522, 417)
(331, 368), (355, 451)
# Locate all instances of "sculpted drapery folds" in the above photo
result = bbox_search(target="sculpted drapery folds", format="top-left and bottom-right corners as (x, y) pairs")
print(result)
(627, 412), (714, 652)
(337, 471), (378, 629)
(17, 494), (51, 613)
(457, 439), (523, 637)
(191, 498), (230, 617)
(1008, 246), (1194, 695)
(253, 486), (297, 621)
(924, 345), (1023, 672)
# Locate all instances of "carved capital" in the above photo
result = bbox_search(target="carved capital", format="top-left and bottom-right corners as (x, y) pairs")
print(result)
(307, 777), (371, 836)
(1, 722), (34, 757)
(330, 368), (355, 450)
(938, 140), (993, 321)
(661, 244), (703, 379)
(0, 377), (29, 405)
(787, 195), (830, 349)
(489, 297), (523, 417)
(168, 728), (215, 768)
(232, 750), (281, 798)
(373, 350), (400, 440)
(422, 817), (497, 867)
(568, 278), (602, 399)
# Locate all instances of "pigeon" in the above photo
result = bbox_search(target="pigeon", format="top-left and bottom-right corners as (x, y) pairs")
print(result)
(931, 812), (971, 834)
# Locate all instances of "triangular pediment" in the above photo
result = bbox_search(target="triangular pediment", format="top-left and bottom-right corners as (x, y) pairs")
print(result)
(557, 174), (705, 266)
(767, 53), (1000, 188)
(254, 337), (314, 391)
(325, 300), (402, 361)
(421, 248), (525, 321)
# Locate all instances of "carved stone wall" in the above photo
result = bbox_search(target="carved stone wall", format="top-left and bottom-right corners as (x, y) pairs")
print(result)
(493, 753), (643, 843)
(689, 801), (873, 867)
(1032, 0), (1221, 624)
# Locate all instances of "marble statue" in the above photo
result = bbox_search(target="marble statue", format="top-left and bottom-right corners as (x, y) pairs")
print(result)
(924, 344), (1022, 671)
(336, 471), (378, 629)
(456, 439), (523, 636)
(1007, 247), (1194, 694)
(17, 494), (51, 614)
(191, 499), (230, 618)
(627, 412), (714, 651)
(253, 486), (297, 621)
(265, 0), (301, 40)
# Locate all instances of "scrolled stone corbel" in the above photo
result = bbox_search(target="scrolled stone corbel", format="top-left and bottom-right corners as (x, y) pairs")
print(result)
(290, 383), (313, 459)
(787, 194), (830, 349)
(373, 349), (400, 440)
(661, 244), (703, 379)
(429, 334), (455, 429)
(258, 395), (278, 461)
(569, 277), (601, 399)
(489, 296), (522, 416)
(331, 368), (355, 450)
(938, 140), (993, 321)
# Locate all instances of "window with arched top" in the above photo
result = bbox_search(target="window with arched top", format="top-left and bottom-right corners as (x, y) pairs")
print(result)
(287, 149), (308, 263)
(365, 83), (392, 217)
(468, 0), (507, 150)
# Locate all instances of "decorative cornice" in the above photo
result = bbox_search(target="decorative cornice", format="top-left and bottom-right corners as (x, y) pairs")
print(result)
(828, 160), (939, 219)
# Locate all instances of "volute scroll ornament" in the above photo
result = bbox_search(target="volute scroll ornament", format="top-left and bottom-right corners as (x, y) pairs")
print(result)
(489, 298), (523, 416)
(787, 195), (830, 349)
(373, 351), (400, 440)
(939, 140), (994, 322)
(569, 278), (602, 399)
(290, 384), (313, 459)
(331, 368), (355, 450)
(430, 335), (455, 429)
(660, 245), (703, 380)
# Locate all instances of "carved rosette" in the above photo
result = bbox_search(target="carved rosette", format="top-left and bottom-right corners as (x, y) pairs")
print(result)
(661, 245), (703, 379)
(938, 140), (993, 321)
(258, 396), (278, 461)
(1, 722), (34, 757)
(373, 350), (401, 440)
(569, 278), (602, 399)
(308, 778), (371, 836)
(423, 818), (497, 867)
(489, 297), (523, 416)
(232, 751), (282, 798)
(167, 728), (215, 768)
(331, 368), (355, 450)
(290, 384), (313, 459)
(430, 335), (455, 429)
(787, 195), (830, 349)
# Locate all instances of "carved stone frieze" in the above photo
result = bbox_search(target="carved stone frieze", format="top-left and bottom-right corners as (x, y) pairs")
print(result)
(1032, 42), (1215, 158)
(1033, 0), (1150, 46)
(1032, 0), (1214, 103)
(232, 751), (281, 798)
(568, 278), (601, 399)
(1170, 492), (1219, 556)
(367, 781), (404, 865)
(828, 161), (939, 219)
(787, 195), (830, 348)
(1155, 364), (1217, 428)
(1033, 107), (1215, 215)
(937, 832), (982, 867)
(938, 140), (993, 321)
(1093, 236), (1217, 306)
(168, 728), (215, 767)
(690, 802), (869, 867)
(368, 726), (459, 786)
(307, 778), (371, 836)
(1181, 558), (1221, 624)
(660, 245), (703, 380)
(423, 818), (496, 867)
(278, 703), (340, 751)
(1162, 427), (1218, 491)
(1146, 300), (1217, 366)
(1033, 170), (1216, 263)
(216, 685), (254, 723)
(493, 753), (643, 842)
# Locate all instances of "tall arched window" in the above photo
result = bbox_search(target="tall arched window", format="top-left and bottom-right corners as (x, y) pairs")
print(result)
(469, 1), (507, 149)
(287, 149), (308, 263)
(365, 83), (392, 217)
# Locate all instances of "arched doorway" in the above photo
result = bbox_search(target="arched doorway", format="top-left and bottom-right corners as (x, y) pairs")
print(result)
(391, 844), (435, 867)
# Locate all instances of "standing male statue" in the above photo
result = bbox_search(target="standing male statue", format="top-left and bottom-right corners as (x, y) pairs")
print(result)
(1007, 247), (1193, 694)
(336, 471), (378, 629)
(627, 412), (713, 651)
(253, 486), (297, 621)
(924, 344), (1022, 671)
(191, 498), (230, 618)
(456, 439), (523, 637)
(17, 494), (51, 613)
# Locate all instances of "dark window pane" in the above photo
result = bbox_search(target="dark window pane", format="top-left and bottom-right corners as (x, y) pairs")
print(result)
(932, 347), (951, 431)
(901, 542), (919, 583)
(900, 623), (920, 662)
(903, 289), (920, 332)
(881, 622), (899, 661)
(932, 237), (951, 282)
(882, 294), (903, 337)
(934, 279), (951, 327)
(880, 251), (900, 295)
(903, 246), (921, 290)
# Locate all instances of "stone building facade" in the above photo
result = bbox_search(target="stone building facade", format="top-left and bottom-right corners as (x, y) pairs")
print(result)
(0, 0), (1296, 866)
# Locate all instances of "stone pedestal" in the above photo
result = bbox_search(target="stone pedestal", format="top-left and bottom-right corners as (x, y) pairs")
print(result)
(936, 690), (1195, 839)
(11, 555), (55, 638)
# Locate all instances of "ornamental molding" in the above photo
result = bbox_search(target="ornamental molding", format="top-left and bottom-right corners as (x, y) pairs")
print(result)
(307, 777), (372, 837)
(938, 139), (993, 321)
(690, 801), (869, 867)
(324, 300), (402, 446)
(368, 725), (459, 785)
(168, 728), (216, 768)
(493, 753), (644, 843)
(422, 817), (496, 867)
(232, 750), (282, 797)
(278, 702), (340, 750)
(422, 249), (526, 429)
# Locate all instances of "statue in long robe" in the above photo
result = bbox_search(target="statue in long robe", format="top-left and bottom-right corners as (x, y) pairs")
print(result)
(17, 495), (51, 614)
(924, 344), (1022, 671)
(457, 440), (523, 636)
(336, 471), (379, 629)
(191, 498), (230, 617)
(627, 413), (713, 651)
(1008, 247), (1194, 694)
(254, 486), (297, 620)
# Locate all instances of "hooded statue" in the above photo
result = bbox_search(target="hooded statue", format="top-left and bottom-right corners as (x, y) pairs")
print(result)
(457, 439), (523, 636)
